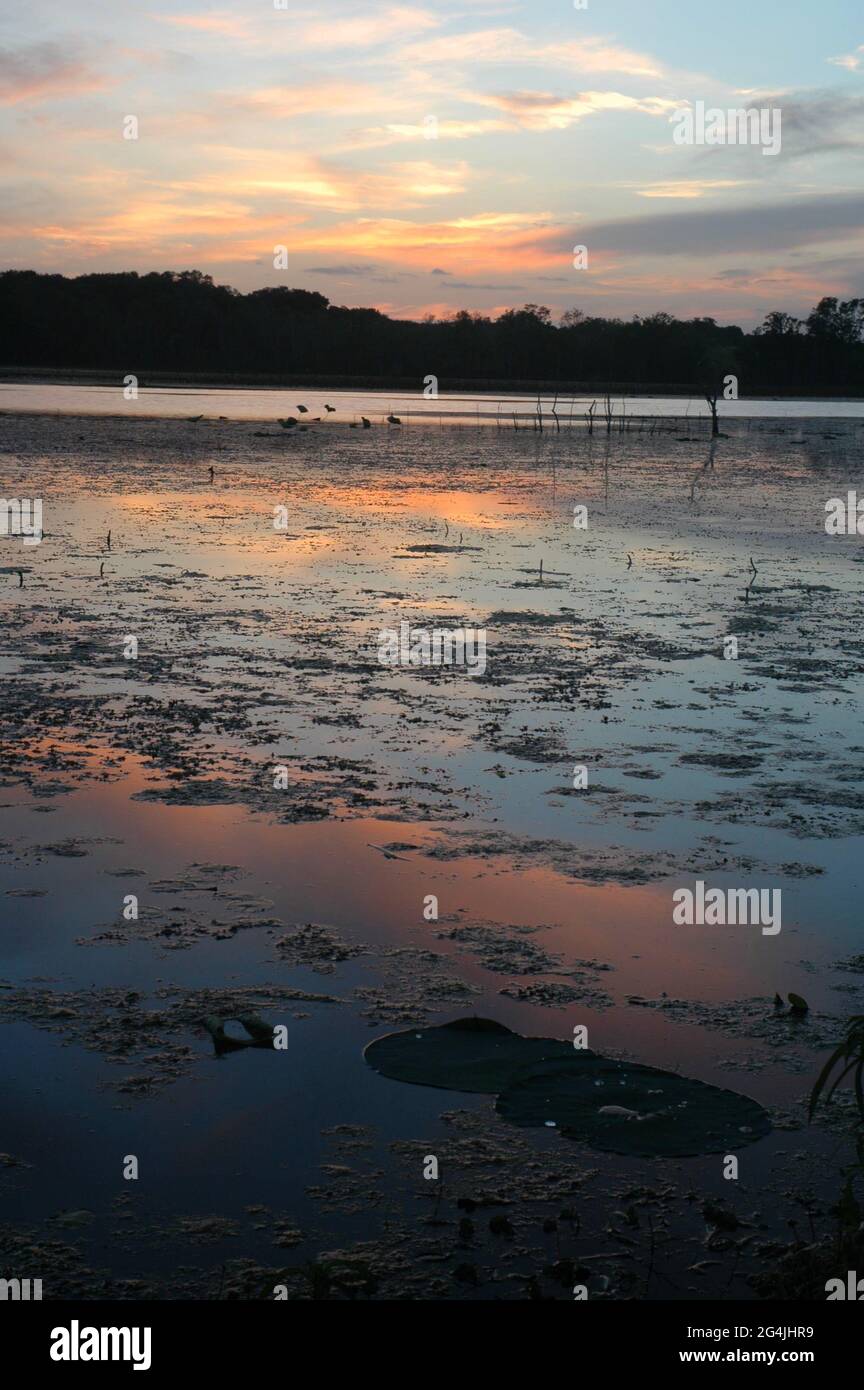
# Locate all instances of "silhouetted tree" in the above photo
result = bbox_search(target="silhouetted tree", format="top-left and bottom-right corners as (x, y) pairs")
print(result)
(0, 270), (860, 393)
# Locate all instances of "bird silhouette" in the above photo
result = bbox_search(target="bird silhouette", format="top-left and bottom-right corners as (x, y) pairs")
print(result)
(361, 416), (371, 428)
(324, 404), (335, 413)
(278, 418), (297, 429)
(297, 404), (308, 413)
(387, 414), (402, 425)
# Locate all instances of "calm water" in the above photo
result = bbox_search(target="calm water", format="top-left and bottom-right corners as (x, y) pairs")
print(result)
(3, 381), (864, 423)
(0, 411), (862, 1299)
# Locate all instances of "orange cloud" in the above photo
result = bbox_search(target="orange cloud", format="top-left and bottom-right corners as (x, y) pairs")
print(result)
(634, 179), (755, 199)
(295, 212), (567, 274)
(155, 12), (256, 40)
(22, 199), (567, 277)
(477, 89), (681, 131)
(167, 151), (472, 210)
(231, 81), (400, 119)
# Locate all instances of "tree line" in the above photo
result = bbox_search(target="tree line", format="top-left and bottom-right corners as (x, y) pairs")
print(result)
(0, 269), (862, 394)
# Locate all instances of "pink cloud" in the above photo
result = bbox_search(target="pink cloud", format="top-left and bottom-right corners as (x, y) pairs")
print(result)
(399, 27), (663, 78)
(297, 6), (440, 48)
(0, 42), (112, 106)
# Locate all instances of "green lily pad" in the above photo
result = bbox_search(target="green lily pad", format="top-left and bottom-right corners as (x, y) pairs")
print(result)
(363, 1016), (595, 1093)
(496, 1056), (771, 1156)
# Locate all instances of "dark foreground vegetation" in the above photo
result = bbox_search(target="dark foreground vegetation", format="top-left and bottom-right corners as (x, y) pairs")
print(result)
(1, 269), (863, 395)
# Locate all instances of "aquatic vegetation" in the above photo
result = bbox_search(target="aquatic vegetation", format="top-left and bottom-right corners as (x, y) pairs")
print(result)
(496, 1056), (771, 1157)
(202, 1015), (276, 1055)
(364, 1016), (576, 1092)
(810, 1014), (864, 1121)
(1, 411), (860, 1300)
(365, 1018), (771, 1157)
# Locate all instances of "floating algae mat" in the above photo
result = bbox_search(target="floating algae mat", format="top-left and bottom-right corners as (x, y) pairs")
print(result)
(364, 1018), (771, 1157)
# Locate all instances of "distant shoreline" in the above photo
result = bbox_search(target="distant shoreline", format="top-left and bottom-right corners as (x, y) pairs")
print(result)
(2, 365), (864, 401)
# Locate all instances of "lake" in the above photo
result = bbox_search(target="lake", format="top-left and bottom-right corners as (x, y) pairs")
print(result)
(3, 380), (864, 424)
(0, 409), (862, 1300)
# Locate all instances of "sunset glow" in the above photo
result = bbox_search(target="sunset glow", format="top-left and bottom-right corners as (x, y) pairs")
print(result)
(1, 0), (862, 324)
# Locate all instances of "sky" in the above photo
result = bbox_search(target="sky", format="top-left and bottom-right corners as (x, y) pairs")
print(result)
(1, 0), (862, 325)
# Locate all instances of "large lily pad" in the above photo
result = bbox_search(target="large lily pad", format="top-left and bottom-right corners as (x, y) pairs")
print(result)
(363, 1016), (596, 1093)
(496, 1056), (771, 1157)
(364, 1018), (771, 1157)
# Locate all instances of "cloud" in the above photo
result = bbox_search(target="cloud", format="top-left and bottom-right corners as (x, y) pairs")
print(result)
(633, 179), (755, 199)
(548, 38), (663, 79)
(296, 6), (440, 49)
(386, 160), (471, 197)
(306, 263), (380, 275)
(772, 90), (864, 158)
(0, 41), (111, 106)
(346, 88), (682, 150)
(828, 45), (864, 71)
(157, 6), (440, 51)
(347, 118), (509, 150)
(166, 150), (472, 210)
(673, 90), (864, 165)
(568, 193), (864, 257)
(230, 82), (395, 119)
(155, 11), (255, 41)
(478, 89), (680, 131)
(399, 26), (532, 65)
(294, 210), (566, 274)
(399, 28), (662, 77)
(445, 280), (526, 289)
